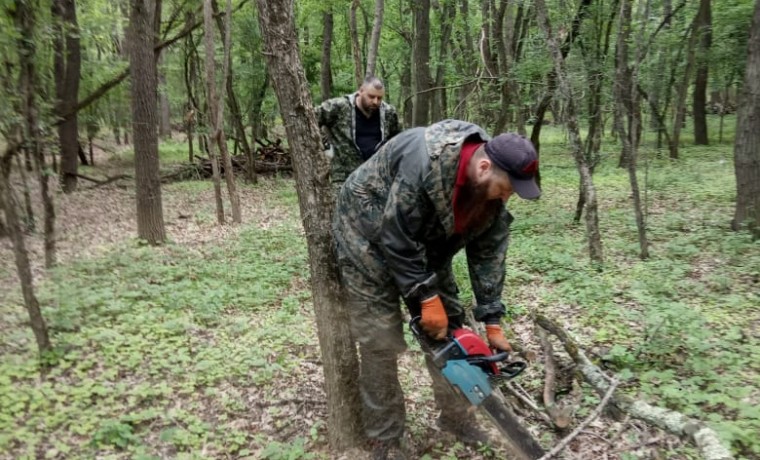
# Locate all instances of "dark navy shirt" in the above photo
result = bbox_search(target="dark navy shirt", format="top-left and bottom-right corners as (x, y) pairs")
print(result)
(354, 104), (382, 161)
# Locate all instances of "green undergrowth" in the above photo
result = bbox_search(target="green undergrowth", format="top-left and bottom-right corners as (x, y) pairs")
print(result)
(494, 124), (759, 457)
(2, 118), (759, 459)
(0, 214), (318, 459)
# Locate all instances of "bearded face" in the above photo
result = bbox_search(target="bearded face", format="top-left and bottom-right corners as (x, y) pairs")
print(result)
(358, 86), (385, 114)
(455, 178), (504, 232)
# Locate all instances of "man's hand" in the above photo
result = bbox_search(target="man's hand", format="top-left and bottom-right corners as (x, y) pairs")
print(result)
(485, 324), (513, 352)
(420, 295), (448, 340)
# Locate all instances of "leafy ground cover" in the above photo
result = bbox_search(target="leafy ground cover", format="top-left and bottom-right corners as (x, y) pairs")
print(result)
(1, 121), (758, 459)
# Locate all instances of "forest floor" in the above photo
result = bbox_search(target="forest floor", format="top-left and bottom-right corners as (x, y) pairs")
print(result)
(1, 122), (758, 460)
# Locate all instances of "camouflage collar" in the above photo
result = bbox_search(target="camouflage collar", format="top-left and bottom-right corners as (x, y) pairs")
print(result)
(422, 120), (490, 238)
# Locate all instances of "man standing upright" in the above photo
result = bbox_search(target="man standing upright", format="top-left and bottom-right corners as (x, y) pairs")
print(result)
(316, 76), (401, 193)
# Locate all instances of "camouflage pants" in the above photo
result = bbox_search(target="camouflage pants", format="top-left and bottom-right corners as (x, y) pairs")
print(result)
(337, 244), (471, 442)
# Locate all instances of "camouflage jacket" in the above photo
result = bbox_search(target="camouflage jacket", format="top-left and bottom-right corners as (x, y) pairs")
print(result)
(316, 93), (401, 184)
(333, 120), (513, 321)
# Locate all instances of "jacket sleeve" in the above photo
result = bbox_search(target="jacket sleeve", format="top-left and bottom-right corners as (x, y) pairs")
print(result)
(315, 99), (337, 127)
(387, 107), (402, 138)
(379, 153), (434, 299)
(465, 210), (513, 321)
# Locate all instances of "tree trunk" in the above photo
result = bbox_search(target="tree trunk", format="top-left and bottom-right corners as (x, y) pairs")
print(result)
(0, 154), (52, 358)
(530, 0), (594, 156)
(412, 0), (431, 126)
(365, 0), (385, 78)
(431, 0), (455, 121)
(129, 0), (166, 245)
(692, 0), (711, 145)
(614, 0), (649, 259)
(732, 0), (760, 239)
(453, 0), (476, 120)
(535, 0), (604, 264)
(320, 9), (333, 101)
(52, 0), (82, 194)
(670, 24), (697, 159)
(213, 0), (241, 223)
(212, 0), (256, 185)
(349, 0), (363, 87)
(202, 0), (227, 225)
(18, 0), (56, 267)
(256, 0), (363, 449)
(158, 49), (172, 139)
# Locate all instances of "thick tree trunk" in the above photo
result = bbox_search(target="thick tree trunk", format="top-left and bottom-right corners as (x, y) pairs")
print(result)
(412, 0), (431, 126)
(52, 0), (82, 194)
(732, 0), (760, 239)
(202, 0), (226, 225)
(255, 0), (363, 449)
(365, 0), (385, 78)
(692, 0), (712, 145)
(320, 9), (333, 101)
(129, 0), (166, 245)
(535, 0), (604, 264)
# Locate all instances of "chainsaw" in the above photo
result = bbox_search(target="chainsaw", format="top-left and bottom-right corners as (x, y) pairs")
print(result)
(410, 317), (546, 459)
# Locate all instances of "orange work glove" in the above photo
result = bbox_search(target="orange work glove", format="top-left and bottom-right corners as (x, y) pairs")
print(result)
(420, 295), (448, 340)
(485, 324), (513, 352)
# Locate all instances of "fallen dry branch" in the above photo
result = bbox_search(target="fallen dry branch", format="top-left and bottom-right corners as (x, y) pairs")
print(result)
(538, 379), (619, 460)
(538, 326), (573, 429)
(74, 173), (132, 188)
(535, 314), (734, 460)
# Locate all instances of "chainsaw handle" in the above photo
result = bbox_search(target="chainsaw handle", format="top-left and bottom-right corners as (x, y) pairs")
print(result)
(498, 361), (527, 379)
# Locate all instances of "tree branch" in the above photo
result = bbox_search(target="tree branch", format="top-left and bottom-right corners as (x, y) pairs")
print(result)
(535, 314), (735, 460)
(60, 0), (251, 122)
(538, 379), (619, 460)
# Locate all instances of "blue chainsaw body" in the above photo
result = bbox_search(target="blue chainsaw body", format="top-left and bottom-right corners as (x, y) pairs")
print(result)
(410, 318), (526, 407)
(441, 359), (493, 406)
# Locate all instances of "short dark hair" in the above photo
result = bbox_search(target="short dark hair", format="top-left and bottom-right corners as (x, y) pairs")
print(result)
(361, 75), (384, 91)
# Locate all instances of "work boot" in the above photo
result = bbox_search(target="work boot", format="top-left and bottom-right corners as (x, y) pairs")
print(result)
(369, 438), (407, 460)
(437, 414), (492, 446)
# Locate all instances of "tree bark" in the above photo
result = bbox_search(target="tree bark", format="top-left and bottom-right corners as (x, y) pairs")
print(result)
(255, 0), (363, 449)
(692, 0), (712, 145)
(158, 49), (172, 139)
(530, 0), (594, 155)
(1, 152), (52, 358)
(431, 0), (455, 121)
(349, 0), (364, 87)
(365, 0), (385, 78)
(670, 24), (697, 159)
(535, 0), (604, 264)
(202, 0), (227, 225)
(412, 0), (431, 126)
(614, 0), (649, 259)
(212, 0), (256, 185)
(732, 0), (760, 239)
(129, 0), (166, 245)
(320, 8), (333, 101)
(18, 0), (56, 267)
(215, 0), (242, 223)
(52, 0), (82, 194)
